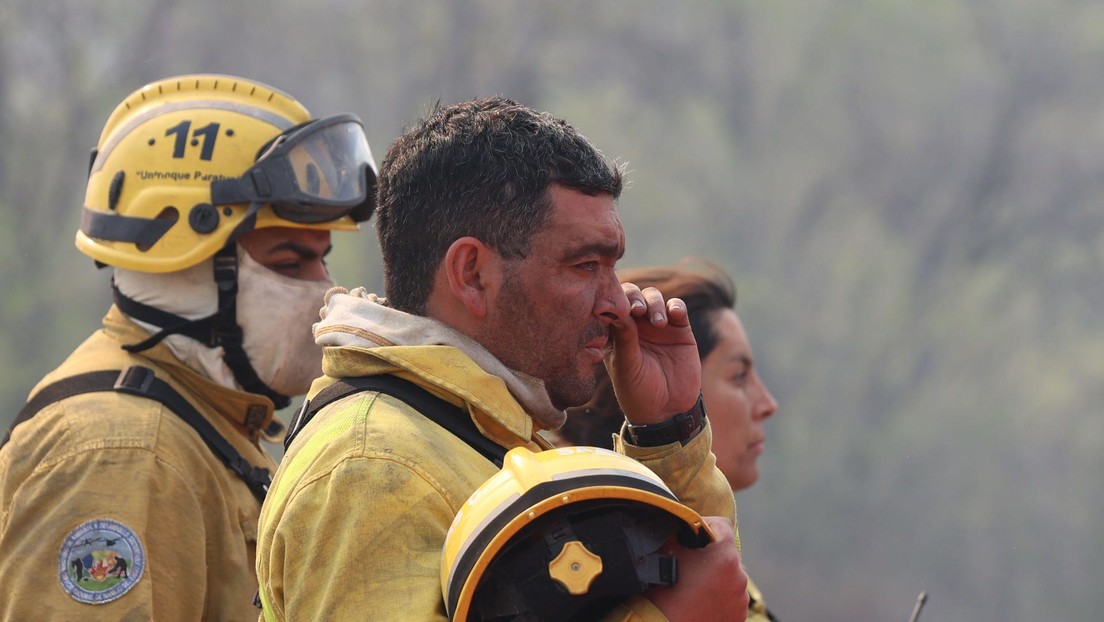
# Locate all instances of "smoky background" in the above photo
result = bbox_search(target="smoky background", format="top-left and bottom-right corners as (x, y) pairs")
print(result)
(2, 2), (1101, 620)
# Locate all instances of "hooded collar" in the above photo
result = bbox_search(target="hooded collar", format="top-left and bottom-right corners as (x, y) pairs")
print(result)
(313, 288), (566, 443)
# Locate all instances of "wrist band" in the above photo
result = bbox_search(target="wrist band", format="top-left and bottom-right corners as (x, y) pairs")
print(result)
(625, 392), (707, 447)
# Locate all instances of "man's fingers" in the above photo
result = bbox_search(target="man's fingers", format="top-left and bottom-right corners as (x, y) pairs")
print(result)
(622, 282), (647, 317)
(641, 286), (667, 325)
(621, 284), (691, 329)
(666, 297), (689, 328)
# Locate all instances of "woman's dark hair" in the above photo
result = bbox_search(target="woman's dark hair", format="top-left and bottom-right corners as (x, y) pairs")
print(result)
(557, 259), (736, 448)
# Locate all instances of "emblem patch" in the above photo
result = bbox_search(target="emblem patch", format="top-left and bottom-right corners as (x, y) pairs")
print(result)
(58, 519), (145, 604)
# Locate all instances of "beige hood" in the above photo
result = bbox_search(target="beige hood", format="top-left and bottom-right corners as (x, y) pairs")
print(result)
(312, 287), (567, 436)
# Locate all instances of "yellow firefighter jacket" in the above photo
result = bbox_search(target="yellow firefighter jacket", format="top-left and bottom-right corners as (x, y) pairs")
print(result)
(0, 306), (279, 621)
(256, 289), (738, 621)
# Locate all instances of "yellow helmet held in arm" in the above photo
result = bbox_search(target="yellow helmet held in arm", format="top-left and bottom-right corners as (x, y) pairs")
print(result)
(441, 446), (715, 622)
(78, 74), (377, 272)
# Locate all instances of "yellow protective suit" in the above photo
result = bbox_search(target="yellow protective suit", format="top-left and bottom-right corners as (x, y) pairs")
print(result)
(0, 306), (278, 621)
(256, 289), (737, 621)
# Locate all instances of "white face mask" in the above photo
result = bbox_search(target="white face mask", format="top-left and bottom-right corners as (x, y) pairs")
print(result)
(237, 251), (334, 397)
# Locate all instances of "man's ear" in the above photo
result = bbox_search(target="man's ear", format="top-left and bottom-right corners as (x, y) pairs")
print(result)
(442, 236), (497, 319)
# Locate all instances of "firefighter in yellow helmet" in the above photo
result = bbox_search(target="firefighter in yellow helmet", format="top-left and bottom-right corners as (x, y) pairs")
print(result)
(0, 74), (376, 620)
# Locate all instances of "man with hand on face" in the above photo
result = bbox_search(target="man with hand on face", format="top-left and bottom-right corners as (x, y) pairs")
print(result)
(558, 259), (780, 621)
(0, 74), (377, 620)
(257, 96), (748, 621)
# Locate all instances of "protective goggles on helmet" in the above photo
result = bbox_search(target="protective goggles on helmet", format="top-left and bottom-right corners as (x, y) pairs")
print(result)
(210, 113), (377, 223)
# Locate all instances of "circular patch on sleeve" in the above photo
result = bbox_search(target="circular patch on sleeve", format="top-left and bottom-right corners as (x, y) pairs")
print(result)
(58, 519), (145, 604)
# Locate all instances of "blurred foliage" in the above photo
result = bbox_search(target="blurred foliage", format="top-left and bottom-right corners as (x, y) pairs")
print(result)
(2, 1), (1103, 619)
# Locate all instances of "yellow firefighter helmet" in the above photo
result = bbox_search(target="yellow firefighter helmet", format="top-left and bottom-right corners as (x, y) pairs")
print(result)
(78, 74), (376, 272)
(442, 446), (715, 621)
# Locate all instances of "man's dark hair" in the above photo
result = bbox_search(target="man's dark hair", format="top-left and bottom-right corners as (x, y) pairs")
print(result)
(374, 96), (624, 315)
(558, 259), (737, 448)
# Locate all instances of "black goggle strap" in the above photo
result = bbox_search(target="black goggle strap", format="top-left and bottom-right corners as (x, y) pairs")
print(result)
(210, 170), (272, 207)
(209, 162), (360, 223)
(209, 118), (307, 208)
(211, 242), (290, 410)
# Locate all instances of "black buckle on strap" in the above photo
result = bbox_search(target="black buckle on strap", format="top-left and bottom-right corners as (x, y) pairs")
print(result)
(232, 458), (272, 497)
(113, 366), (155, 396)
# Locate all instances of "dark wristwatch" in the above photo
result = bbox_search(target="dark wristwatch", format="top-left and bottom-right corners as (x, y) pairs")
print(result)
(625, 392), (707, 447)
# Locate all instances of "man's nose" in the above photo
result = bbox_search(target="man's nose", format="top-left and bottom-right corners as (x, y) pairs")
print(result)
(595, 271), (629, 324)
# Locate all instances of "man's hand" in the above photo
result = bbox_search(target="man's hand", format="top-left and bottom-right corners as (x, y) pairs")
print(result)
(606, 283), (701, 424)
(647, 516), (749, 622)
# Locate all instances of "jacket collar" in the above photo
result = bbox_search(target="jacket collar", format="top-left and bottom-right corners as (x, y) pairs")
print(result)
(313, 288), (566, 445)
(102, 305), (276, 435)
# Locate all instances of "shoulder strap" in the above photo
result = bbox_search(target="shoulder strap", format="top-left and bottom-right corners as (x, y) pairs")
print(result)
(284, 374), (507, 467)
(5, 370), (121, 447)
(2, 366), (271, 501)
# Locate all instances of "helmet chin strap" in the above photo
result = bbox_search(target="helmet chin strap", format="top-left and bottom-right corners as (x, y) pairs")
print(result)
(117, 202), (291, 409)
(209, 241), (291, 409)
